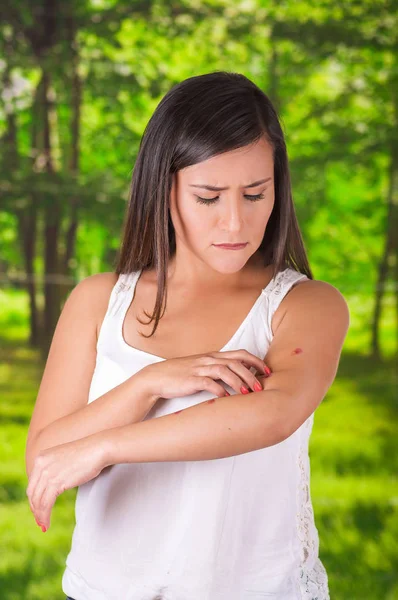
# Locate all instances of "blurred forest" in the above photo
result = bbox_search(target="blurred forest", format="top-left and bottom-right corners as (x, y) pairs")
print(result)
(0, 1), (397, 599)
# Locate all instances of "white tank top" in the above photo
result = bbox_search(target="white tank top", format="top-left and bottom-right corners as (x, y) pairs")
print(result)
(62, 267), (330, 600)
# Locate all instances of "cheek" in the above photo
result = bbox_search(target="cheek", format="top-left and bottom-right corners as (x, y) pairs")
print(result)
(259, 194), (275, 221)
(183, 205), (213, 236)
(172, 201), (209, 240)
(251, 196), (273, 219)
(249, 205), (272, 237)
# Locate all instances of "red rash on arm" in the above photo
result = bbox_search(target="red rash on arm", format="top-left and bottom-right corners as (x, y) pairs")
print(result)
(174, 394), (223, 414)
(172, 356), (302, 416)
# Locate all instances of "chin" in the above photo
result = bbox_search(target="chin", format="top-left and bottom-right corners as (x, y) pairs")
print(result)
(211, 259), (251, 275)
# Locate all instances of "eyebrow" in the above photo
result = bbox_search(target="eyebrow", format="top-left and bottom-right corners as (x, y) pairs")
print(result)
(188, 177), (273, 192)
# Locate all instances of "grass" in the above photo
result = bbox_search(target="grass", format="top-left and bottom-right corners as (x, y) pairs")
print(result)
(0, 287), (397, 599)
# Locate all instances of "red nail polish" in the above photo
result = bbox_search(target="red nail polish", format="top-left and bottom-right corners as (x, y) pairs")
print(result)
(225, 391), (230, 396)
(254, 382), (262, 391)
(240, 386), (250, 394)
(41, 525), (47, 532)
(264, 365), (271, 375)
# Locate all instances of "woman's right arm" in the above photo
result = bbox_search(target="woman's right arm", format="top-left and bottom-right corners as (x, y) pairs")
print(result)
(25, 273), (155, 480)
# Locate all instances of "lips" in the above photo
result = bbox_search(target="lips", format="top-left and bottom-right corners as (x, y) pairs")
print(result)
(214, 243), (248, 248)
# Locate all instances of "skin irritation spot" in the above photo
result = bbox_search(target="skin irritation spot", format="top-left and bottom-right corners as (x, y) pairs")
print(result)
(291, 347), (303, 355)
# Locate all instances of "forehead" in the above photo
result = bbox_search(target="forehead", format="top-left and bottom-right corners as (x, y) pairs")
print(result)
(178, 138), (273, 184)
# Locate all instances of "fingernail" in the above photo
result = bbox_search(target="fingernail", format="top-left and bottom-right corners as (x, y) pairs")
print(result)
(41, 525), (47, 532)
(240, 386), (250, 394)
(225, 391), (230, 396)
(264, 365), (271, 376)
(254, 382), (262, 391)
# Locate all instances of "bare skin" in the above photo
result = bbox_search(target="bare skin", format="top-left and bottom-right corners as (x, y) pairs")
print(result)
(120, 257), (282, 363)
(119, 137), (276, 361)
(26, 137), (349, 532)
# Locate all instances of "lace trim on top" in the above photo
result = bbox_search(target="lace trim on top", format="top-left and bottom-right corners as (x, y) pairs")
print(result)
(268, 268), (308, 304)
(272, 268), (298, 293)
(296, 416), (330, 599)
(115, 276), (131, 294)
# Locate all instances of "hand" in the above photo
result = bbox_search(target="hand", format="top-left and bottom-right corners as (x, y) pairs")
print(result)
(26, 433), (108, 532)
(140, 349), (272, 401)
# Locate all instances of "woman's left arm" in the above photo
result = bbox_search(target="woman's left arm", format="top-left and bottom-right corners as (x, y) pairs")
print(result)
(103, 280), (350, 464)
(27, 281), (349, 530)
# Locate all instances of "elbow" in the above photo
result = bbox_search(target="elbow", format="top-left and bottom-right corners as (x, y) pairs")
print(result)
(277, 406), (317, 442)
(277, 418), (296, 443)
(259, 421), (287, 449)
(276, 419), (291, 445)
(255, 389), (294, 448)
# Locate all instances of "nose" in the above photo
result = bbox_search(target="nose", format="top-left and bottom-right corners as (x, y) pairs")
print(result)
(219, 197), (244, 231)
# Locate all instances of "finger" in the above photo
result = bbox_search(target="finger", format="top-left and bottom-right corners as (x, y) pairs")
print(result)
(207, 359), (263, 393)
(213, 350), (270, 377)
(240, 360), (269, 378)
(27, 472), (43, 518)
(240, 360), (256, 370)
(26, 460), (42, 505)
(240, 350), (272, 376)
(36, 484), (58, 530)
(199, 364), (250, 395)
(31, 470), (48, 524)
(199, 376), (231, 398)
(226, 360), (264, 391)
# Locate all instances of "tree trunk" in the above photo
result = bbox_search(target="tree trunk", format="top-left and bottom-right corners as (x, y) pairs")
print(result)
(17, 205), (40, 346)
(370, 143), (398, 360)
(60, 17), (82, 306)
(41, 69), (62, 357)
(2, 33), (41, 347)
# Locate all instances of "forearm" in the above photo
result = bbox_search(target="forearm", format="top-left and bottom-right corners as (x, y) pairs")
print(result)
(102, 389), (288, 465)
(26, 371), (154, 478)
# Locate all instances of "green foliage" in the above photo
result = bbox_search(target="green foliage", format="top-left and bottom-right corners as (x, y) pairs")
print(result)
(0, 0), (397, 597)
(0, 289), (397, 599)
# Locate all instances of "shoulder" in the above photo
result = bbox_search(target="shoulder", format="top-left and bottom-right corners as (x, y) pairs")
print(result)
(68, 272), (120, 339)
(287, 277), (349, 312)
(70, 271), (119, 301)
(275, 276), (350, 336)
(260, 277), (350, 439)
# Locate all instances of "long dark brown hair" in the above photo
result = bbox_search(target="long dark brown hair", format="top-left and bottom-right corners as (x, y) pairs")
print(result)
(114, 71), (313, 339)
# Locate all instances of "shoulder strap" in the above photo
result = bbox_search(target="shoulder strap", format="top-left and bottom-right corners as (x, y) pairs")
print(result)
(96, 270), (140, 350)
(264, 268), (309, 339)
(109, 270), (141, 315)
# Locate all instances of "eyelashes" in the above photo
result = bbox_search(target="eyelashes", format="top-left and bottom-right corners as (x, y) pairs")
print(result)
(195, 193), (265, 206)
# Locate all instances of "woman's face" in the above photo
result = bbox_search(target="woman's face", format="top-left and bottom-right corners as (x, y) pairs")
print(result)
(169, 137), (275, 274)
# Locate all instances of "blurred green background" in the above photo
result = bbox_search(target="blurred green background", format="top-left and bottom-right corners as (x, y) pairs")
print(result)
(0, 1), (397, 599)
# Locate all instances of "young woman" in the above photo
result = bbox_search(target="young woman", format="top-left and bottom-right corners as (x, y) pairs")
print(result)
(25, 71), (349, 600)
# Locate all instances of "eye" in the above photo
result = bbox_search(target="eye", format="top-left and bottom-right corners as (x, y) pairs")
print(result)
(195, 193), (265, 205)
